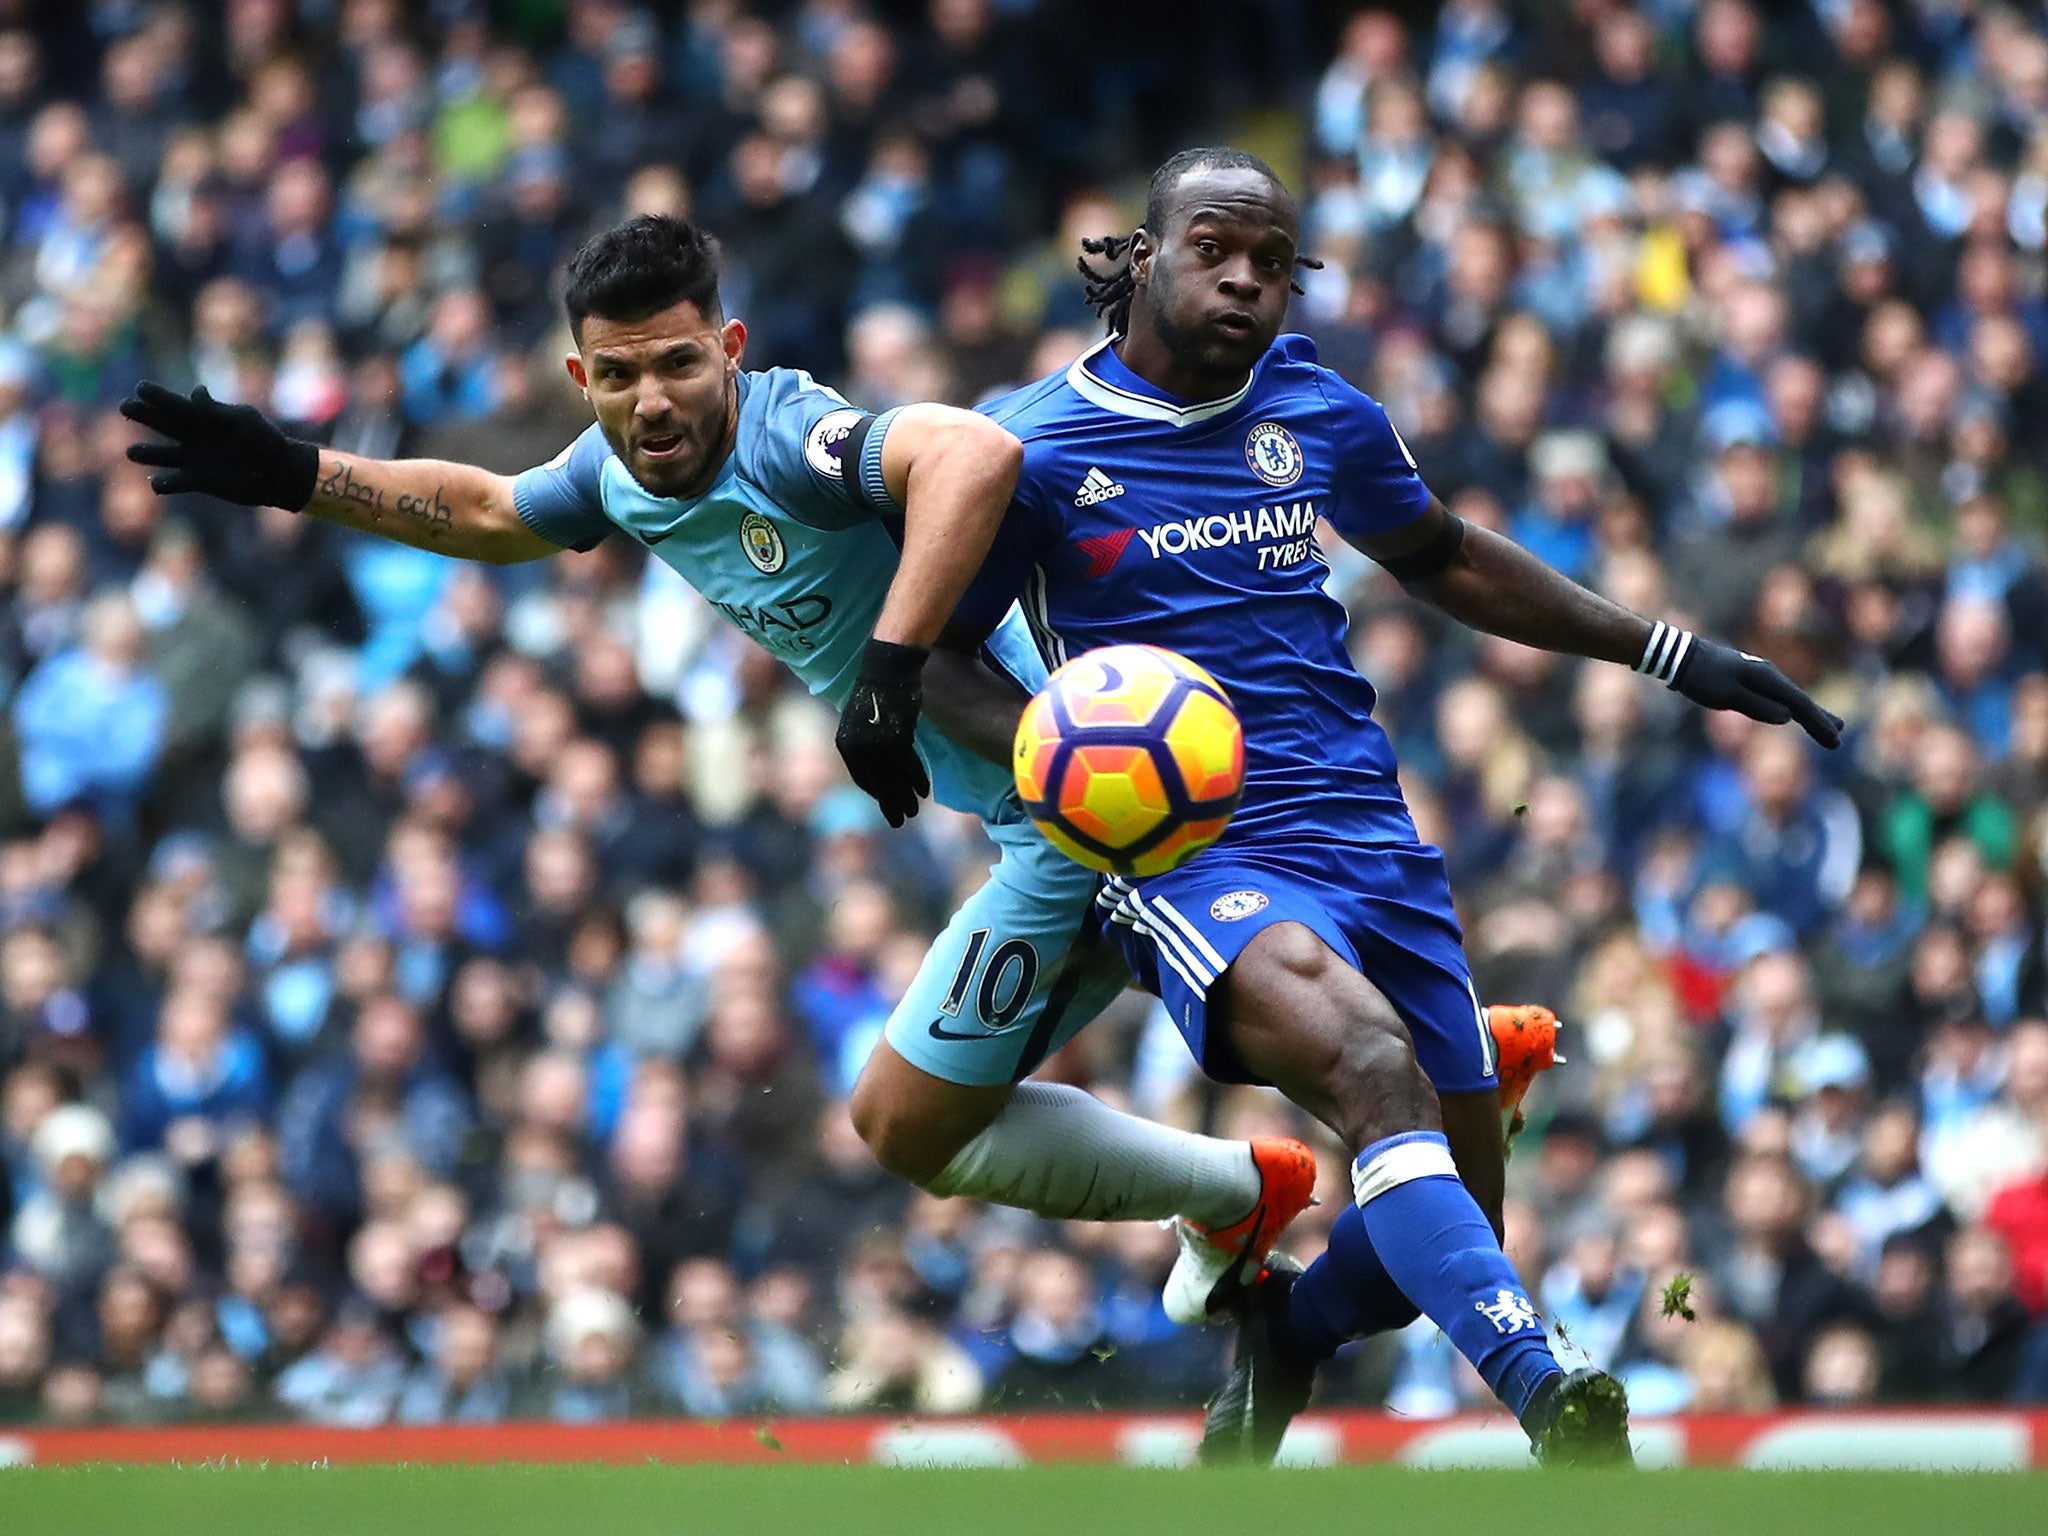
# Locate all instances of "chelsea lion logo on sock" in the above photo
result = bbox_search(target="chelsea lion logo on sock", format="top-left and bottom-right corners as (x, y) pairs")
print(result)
(1476, 1288), (1541, 1335)
(1210, 890), (1269, 921)
(1245, 421), (1304, 487)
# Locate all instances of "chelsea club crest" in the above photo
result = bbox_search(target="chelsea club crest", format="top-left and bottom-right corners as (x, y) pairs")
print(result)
(1245, 421), (1304, 488)
(740, 511), (786, 573)
(1210, 890), (1270, 921)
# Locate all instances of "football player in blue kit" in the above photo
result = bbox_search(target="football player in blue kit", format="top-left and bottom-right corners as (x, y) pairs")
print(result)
(118, 214), (1322, 1316)
(849, 149), (1845, 1465)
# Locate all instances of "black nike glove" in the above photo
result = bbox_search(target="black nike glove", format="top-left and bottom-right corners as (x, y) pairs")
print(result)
(120, 382), (320, 510)
(1638, 620), (1844, 749)
(836, 639), (933, 827)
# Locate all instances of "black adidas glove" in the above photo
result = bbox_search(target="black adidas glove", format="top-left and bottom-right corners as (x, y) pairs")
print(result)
(836, 639), (932, 827)
(120, 382), (320, 510)
(1637, 620), (1843, 749)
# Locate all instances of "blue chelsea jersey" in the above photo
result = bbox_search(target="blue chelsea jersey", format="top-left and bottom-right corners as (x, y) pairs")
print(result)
(963, 335), (1433, 847)
(511, 367), (1043, 826)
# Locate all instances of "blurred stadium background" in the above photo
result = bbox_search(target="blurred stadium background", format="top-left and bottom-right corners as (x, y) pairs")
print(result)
(0, 0), (2046, 1459)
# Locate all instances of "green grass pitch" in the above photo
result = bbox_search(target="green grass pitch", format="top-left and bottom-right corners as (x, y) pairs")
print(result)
(3, 1464), (2044, 1536)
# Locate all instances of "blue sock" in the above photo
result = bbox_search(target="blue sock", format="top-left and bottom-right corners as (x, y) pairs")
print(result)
(1279, 1202), (1420, 1361)
(1346, 1130), (1561, 1420)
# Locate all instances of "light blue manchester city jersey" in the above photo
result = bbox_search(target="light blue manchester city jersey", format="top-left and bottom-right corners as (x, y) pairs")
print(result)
(511, 368), (1042, 826)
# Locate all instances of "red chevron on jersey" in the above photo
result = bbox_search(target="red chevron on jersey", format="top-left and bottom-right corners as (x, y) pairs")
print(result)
(1076, 528), (1135, 578)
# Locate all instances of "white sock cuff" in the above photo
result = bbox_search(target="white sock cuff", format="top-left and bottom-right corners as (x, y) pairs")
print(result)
(1351, 1136), (1459, 1206)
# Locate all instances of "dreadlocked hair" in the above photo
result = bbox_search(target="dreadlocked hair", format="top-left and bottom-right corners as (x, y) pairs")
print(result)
(1077, 232), (1141, 337)
(1077, 146), (1325, 337)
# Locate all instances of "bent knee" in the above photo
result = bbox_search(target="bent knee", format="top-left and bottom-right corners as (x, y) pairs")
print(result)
(849, 1077), (973, 1189)
(853, 1102), (960, 1187)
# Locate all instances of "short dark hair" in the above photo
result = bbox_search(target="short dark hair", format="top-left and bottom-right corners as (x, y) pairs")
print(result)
(562, 215), (722, 339)
(1143, 145), (1284, 229)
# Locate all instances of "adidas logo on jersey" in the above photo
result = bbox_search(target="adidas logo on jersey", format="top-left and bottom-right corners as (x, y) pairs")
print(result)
(1074, 467), (1126, 506)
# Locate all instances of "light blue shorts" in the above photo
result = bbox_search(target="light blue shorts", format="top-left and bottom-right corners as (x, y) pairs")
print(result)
(882, 818), (1133, 1086)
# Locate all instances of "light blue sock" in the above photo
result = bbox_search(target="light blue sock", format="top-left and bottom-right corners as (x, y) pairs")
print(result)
(1348, 1130), (1561, 1419)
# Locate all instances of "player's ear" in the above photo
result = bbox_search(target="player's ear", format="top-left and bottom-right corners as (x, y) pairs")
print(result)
(720, 318), (747, 372)
(564, 352), (589, 397)
(1129, 228), (1156, 286)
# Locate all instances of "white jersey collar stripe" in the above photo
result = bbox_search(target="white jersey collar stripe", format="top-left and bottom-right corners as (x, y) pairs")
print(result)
(1065, 338), (1256, 428)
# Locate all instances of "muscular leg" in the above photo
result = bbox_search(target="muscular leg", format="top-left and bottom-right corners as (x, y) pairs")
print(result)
(1439, 1089), (1507, 1236)
(1220, 923), (1441, 1146)
(850, 1041), (1011, 1186)
(849, 1038), (1264, 1225)
(1217, 922), (1560, 1423)
(1217, 930), (1504, 1228)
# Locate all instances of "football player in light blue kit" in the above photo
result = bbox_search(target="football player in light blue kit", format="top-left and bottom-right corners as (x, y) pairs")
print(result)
(118, 215), (1315, 1302)
(856, 150), (1847, 1465)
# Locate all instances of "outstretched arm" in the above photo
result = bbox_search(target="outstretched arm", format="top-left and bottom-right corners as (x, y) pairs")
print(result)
(1354, 498), (1844, 749)
(121, 383), (559, 565)
(1364, 498), (1650, 662)
(297, 451), (556, 564)
(834, 406), (1025, 825)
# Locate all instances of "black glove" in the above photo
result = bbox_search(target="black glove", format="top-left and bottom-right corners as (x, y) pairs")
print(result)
(120, 382), (320, 510)
(1639, 620), (1844, 749)
(836, 639), (932, 827)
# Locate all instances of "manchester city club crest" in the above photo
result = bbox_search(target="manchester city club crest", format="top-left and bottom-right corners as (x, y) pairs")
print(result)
(1245, 421), (1304, 487)
(1210, 890), (1269, 921)
(740, 511), (786, 573)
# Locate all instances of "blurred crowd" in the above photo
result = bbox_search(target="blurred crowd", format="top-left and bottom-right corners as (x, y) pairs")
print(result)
(6, 0), (2048, 1432)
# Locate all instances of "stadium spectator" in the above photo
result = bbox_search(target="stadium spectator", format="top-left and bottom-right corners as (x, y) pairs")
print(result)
(273, 1298), (405, 1427)
(9, 1104), (117, 1309)
(11, 593), (167, 823)
(276, 993), (471, 1233)
(395, 1303), (510, 1425)
(1682, 1319), (1779, 1413)
(988, 1248), (1131, 1410)
(1802, 1322), (1883, 1406)
(118, 985), (271, 1157)
(542, 1285), (647, 1423)
(647, 1254), (821, 1417)
(1936, 1225), (2033, 1400)
(826, 1304), (981, 1414)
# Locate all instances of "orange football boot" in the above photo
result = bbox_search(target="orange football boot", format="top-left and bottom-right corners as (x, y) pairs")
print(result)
(1490, 1003), (1565, 1156)
(1162, 1136), (1319, 1325)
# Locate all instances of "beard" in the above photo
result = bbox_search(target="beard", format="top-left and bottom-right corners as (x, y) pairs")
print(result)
(618, 371), (739, 499)
(1146, 269), (1273, 384)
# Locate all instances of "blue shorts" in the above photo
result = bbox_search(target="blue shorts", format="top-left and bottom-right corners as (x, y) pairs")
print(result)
(1096, 840), (1499, 1095)
(881, 818), (1133, 1087)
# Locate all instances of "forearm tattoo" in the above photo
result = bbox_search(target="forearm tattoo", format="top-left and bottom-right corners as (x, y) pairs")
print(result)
(314, 458), (453, 540)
